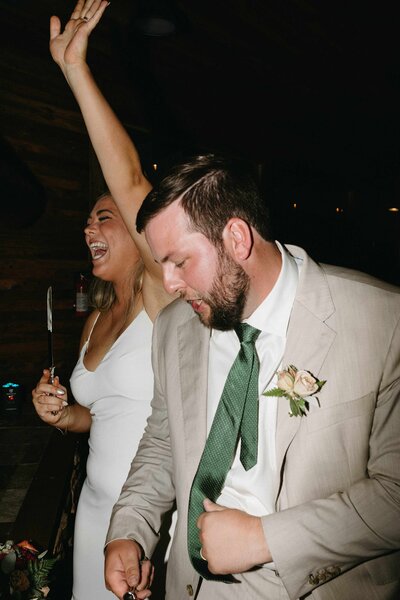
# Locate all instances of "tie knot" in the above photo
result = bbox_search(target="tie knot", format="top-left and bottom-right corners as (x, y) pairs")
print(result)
(234, 322), (261, 345)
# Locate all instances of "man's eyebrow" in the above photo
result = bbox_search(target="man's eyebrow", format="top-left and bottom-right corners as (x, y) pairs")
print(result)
(96, 208), (114, 216)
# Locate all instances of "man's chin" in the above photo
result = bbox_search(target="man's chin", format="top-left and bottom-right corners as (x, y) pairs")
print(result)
(192, 306), (211, 327)
(207, 309), (243, 331)
(189, 299), (242, 331)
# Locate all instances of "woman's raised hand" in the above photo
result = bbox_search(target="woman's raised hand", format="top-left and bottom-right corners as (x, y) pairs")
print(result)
(49, 0), (109, 74)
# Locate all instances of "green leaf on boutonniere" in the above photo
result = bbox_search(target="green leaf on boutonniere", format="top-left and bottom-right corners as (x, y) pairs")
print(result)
(263, 387), (287, 397)
(289, 396), (309, 417)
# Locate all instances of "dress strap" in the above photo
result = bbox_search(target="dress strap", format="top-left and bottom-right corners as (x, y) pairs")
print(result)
(85, 311), (101, 351)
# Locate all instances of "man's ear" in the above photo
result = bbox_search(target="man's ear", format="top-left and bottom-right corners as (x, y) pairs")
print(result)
(222, 218), (253, 261)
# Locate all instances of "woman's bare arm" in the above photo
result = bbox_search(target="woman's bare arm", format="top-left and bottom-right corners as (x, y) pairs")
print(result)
(49, 0), (158, 278)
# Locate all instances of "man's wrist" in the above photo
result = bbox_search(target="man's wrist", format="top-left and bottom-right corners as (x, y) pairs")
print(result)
(251, 516), (272, 565)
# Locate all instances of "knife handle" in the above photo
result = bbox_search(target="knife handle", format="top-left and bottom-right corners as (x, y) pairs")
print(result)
(48, 366), (55, 384)
(48, 367), (59, 416)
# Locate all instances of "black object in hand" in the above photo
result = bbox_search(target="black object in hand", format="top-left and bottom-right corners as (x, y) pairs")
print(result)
(123, 593), (136, 600)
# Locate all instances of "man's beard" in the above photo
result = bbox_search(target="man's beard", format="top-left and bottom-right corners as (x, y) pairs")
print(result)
(199, 248), (250, 331)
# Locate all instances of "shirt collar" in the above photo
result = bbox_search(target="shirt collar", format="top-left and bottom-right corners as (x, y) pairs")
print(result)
(244, 241), (299, 337)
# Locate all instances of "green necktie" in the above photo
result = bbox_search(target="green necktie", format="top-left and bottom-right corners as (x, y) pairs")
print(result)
(187, 323), (261, 581)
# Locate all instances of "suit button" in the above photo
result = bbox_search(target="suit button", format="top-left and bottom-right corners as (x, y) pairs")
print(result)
(186, 584), (194, 596)
(327, 565), (341, 577)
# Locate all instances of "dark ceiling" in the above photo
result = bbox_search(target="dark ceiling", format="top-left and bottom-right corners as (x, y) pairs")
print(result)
(105, 0), (400, 191)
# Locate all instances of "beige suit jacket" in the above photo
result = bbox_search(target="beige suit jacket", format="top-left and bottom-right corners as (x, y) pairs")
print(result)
(107, 245), (400, 600)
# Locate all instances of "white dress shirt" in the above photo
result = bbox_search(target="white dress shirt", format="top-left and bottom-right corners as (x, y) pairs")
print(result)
(207, 242), (300, 517)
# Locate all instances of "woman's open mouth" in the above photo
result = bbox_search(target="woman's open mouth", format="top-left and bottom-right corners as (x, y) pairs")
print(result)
(89, 241), (108, 260)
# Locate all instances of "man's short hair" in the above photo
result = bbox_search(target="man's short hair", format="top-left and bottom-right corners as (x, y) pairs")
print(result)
(136, 154), (273, 244)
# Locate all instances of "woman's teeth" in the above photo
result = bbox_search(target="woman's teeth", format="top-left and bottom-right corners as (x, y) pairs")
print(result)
(90, 241), (108, 260)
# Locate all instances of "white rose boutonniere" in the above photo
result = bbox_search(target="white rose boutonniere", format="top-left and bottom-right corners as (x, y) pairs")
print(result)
(263, 365), (326, 417)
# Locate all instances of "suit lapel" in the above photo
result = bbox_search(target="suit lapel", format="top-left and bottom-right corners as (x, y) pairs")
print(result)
(275, 246), (337, 489)
(177, 314), (211, 479)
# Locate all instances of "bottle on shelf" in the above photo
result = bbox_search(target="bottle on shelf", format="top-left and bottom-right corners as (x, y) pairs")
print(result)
(75, 272), (89, 316)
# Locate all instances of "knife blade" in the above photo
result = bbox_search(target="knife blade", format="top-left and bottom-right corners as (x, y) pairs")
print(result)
(47, 286), (55, 384)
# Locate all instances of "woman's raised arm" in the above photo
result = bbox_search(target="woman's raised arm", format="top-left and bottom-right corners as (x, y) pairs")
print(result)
(49, 0), (158, 278)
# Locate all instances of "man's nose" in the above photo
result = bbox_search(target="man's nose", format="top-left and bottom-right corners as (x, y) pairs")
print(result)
(163, 269), (184, 296)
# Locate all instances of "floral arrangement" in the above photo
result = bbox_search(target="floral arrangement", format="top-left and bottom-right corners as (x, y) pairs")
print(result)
(0, 540), (57, 599)
(263, 364), (326, 417)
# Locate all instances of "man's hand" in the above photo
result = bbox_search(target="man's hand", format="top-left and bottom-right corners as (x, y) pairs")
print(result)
(104, 539), (154, 599)
(197, 499), (272, 575)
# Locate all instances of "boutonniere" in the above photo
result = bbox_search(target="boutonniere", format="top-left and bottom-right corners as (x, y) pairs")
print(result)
(263, 365), (326, 417)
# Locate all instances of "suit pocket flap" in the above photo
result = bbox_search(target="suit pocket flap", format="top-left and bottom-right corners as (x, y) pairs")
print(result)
(306, 392), (375, 432)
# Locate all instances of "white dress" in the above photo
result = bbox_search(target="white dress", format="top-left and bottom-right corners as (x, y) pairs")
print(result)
(69, 309), (162, 599)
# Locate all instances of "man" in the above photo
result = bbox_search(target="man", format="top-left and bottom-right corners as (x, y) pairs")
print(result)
(105, 155), (400, 600)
